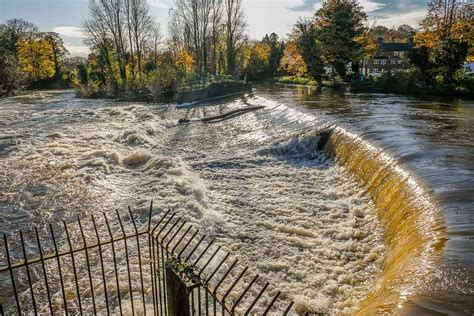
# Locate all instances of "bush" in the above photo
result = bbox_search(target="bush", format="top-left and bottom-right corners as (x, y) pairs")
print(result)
(275, 76), (318, 86)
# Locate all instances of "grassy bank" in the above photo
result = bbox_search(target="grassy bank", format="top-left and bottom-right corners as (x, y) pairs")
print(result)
(274, 76), (318, 87)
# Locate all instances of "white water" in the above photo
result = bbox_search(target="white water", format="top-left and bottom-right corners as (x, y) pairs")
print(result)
(0, 91), (386, 314)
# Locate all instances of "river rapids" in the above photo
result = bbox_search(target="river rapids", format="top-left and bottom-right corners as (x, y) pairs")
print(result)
(0, 90), (388, 314)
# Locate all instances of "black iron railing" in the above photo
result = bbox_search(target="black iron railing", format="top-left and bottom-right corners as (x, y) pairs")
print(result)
(0, 203), (294, 315)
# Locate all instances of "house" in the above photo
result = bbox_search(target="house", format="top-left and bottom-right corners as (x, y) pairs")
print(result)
(360, 40), (412, 78)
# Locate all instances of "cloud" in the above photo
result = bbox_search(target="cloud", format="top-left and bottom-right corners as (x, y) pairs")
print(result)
(149, 0), (171, 9)
(65, 45), (90, 57)
(372, 8), (426, 28)
(52, 26), (85, 38)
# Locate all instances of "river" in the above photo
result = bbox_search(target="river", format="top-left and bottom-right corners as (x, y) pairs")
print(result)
(0, 85), (472, 314)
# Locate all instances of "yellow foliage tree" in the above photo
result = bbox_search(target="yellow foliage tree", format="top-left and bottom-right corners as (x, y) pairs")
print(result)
(175, 49), (195, 73)
(17, 37), (55, 81)
(244, 42), (271, 76)
(279, 40), (308, 77)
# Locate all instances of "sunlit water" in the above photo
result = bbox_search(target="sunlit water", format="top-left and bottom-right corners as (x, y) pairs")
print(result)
(0, 86), (472, 314)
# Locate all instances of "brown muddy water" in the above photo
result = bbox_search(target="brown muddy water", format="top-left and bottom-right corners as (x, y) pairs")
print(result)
(0, 86), (472, 314)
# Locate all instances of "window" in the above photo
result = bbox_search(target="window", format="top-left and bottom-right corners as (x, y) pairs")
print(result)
(390, 59), (396, 64)
(373, 59), (379, 64)
(373, 68), (379, 73)
(381, 60), (387, 65)
(393, 51), (399, 56)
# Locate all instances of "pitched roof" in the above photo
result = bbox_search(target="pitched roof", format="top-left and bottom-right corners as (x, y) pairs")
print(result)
(379, 43), (411, 52)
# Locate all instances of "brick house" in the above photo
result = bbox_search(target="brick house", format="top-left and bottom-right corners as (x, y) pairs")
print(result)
(360, 40), (412, 78)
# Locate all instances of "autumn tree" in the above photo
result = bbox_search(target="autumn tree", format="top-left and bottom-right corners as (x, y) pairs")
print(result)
(17, 35), (56, 82)
(315, 0), (367, 79)
(243, 41), (270, 80)
(279, 40), (308, 78)
(414, 0), (473, 82)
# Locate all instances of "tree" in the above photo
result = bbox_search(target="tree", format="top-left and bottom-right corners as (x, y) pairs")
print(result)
(243, 41), (270, 80)
(294, 19), (324, 85)
(17, 35), (56, 82)
(414, 0), (473, 82)
(315, 0), (367, 79)
(262, 33), (284, 77)
(0, 19), (39, 94)
(0, 18), (39, 56)
(84, 0), (129, 83)
(44, 32), (69, 80)
(225, 0), (246, 75)
(279, 40), (308, 78)
(0, 53), (26, 95)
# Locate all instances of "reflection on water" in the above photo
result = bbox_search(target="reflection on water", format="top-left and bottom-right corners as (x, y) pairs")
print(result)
(258, 84), (474, 314)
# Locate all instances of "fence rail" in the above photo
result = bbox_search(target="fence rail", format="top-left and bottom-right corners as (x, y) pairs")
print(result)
(0, 202), (294, 315)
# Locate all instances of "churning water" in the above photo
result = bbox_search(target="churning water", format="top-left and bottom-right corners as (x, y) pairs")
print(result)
(0, 86), (472, 314)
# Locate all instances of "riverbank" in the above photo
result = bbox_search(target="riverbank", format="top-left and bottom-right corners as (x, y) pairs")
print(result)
(272, 71), (474, 98)
(350, 71), (474, 97)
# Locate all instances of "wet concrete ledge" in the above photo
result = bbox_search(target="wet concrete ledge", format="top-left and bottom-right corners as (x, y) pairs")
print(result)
(176, 81), (252, 104)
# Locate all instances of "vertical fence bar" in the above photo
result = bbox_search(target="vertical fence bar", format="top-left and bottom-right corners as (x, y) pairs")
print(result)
(147, 203), (157, 316)
(177, 229), (199, 259)
(185, 235), (206, 263)
(283, 301), (294, 315)
(3, 234), (21, 315)
(221, 266), (248, 316)
(63, 221), (83, 316)
(34, 227), (53, 314)
(231, 274), (259, 314)
(262, 291), (281, 315)
(19, 231), (37, 314)
(244, 283), (269, 315)
(115, 210), (135, 316)
(128, 207), (147, 316)
(160, 240), (168, 316)
(91, 215), (111, 316)
(49, 224), (68, 315)
(77, 218), (97, 315)
(103, 212), (123, 316)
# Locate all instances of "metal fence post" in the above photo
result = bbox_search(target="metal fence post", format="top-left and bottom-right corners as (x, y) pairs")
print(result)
(165, 261), (201, 316)
(165, 265), (190, 316)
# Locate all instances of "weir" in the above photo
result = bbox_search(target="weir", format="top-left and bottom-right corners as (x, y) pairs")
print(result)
(321, 127), (447, 314)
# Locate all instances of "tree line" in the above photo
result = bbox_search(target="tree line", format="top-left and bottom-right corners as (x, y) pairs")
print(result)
(1, 0), (472, 98)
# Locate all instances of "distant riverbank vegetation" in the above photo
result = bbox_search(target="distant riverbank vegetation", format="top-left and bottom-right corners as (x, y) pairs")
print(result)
(1, 0), (472, 99)
(274, 0), (474, 97)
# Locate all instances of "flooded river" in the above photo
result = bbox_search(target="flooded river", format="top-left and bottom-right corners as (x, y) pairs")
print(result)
(0, 85), (472, 314)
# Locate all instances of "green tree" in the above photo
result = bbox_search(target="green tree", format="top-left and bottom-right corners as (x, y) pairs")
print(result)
(315, 0), (367, 79)
(409, 46), (435, 85)
(294, 18), (324, 86)
(262, 33), (284, 77)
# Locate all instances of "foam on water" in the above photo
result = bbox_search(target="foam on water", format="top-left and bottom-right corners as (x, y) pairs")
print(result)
(0, 91), (387, 314)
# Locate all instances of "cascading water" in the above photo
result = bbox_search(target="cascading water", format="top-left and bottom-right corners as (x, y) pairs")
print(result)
(0, 86), (472, 314)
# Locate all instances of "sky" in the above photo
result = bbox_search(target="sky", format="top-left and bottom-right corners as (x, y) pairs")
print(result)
(0, 0), (428, 57)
